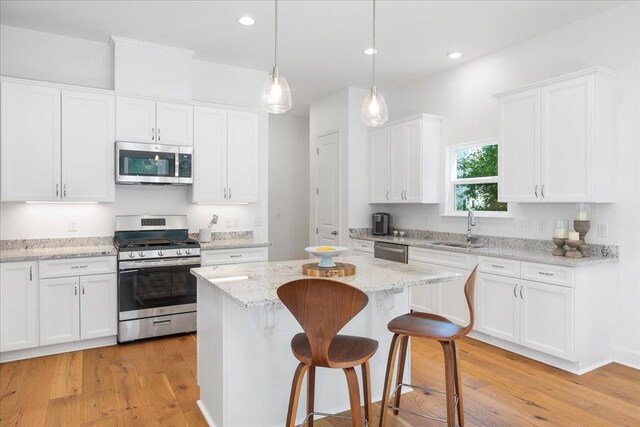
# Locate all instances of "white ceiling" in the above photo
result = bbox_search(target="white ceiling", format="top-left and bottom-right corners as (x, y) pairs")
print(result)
(0, 0), (623, 116)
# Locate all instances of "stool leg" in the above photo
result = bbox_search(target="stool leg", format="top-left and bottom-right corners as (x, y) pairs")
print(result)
(307, 366), (316, 427)
(392, 335), (409, 415)
(452, 341), (465, 427)
(344, 367), (363, 427)
(361, 361), (372, 425)
(440, 341), (456, 427)
(285, 362), (309, 427)
(379, 333), (402, 427)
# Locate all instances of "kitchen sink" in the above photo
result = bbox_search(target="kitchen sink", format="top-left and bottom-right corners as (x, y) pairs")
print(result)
(430, 241), (484, 249)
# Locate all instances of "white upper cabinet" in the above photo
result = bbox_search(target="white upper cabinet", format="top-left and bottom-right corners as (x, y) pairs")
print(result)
(116, 96), (193, 146)
(369, 127), (391, 203)
(192, 107), (259, 203)
(497, 67), (616, 203)
(62, 91), (116, 202)
(369, 114), (441, 204)
(0, 262), (38, 352)
(115, 96), (156, 143)
(227, 110), (259, 203)
(193, 106), (228, 202)
(1, 82), (61, 201)
(1, 81), (115, 202)
(156, 101), (193, 146)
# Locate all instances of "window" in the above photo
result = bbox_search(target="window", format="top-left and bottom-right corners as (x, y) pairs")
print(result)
(446, 139), (508, 215)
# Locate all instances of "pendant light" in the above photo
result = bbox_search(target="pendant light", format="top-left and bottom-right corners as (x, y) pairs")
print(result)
(261, 0), (292, 114)
(361, 0), (388, 127)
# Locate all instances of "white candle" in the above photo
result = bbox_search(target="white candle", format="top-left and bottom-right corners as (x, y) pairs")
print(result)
(554, 229), (568, 239)
(576, 211), (588, 221)
(568, 231), (580, 241)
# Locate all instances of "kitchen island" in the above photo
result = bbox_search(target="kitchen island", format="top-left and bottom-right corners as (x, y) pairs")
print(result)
(191, 256), (462, 427)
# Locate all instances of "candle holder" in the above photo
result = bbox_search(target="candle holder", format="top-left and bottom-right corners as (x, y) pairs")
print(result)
(552, 238), (567, 256)
(573, 220), (591, 257)
(565, 239), (583, 259)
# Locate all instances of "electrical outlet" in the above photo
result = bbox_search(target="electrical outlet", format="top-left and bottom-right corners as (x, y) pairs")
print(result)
(69, 219), (77, 232)
(233, 217), (240, 227)
(518, 220), (531, 233)
(597, 223), (608, 238)
(225, 217), (232, 228)
(537, 220), (546, 234)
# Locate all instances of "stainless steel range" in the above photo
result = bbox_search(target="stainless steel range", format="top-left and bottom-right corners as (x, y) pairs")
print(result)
(115, 215), (199, 343)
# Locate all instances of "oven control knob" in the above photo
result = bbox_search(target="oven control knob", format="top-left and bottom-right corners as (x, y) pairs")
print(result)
(186, 249), (192, 255)
(158, 250), (164, 256)
(138, 251), (145, 257)
(128, 252), (135, 259)
(176, 249), (183, 255)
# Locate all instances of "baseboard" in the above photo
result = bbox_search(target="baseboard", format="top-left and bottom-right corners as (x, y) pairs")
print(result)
(196, 400), (216, 427)
(0, 336), (116, 363)
(613, 347), (640, 370)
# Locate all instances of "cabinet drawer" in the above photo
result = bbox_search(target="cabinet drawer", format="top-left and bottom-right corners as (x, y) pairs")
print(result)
(409, 247), (469, 269)
(478, 256), (520, 278)
(521, 262), (574, 288)
(201, 247), (268, 266)
(39, 256), (116, 279)
(352, 239), (374, 254)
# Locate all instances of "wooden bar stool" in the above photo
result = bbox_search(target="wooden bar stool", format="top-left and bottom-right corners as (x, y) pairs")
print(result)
(278, 278), (379, 427)
(379, 266), (478, 427)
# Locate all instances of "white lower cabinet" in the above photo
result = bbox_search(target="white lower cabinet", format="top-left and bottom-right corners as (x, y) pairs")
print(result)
(0, 262), (38, 352)
(350, 239), (374, 256)
(201, 247), (268, 267)
(80, 274), (118, 340)
(475, 273), (520, 343)
(40, 276), (80, 345)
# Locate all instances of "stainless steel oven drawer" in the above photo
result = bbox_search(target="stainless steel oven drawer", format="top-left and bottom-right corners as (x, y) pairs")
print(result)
(118, 311), (196, 343)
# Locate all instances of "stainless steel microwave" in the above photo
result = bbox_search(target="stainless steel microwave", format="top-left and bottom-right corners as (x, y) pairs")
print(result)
(116, 142), (193, 185)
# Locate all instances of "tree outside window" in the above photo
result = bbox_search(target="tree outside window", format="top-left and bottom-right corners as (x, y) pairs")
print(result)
(448, 139), (508, 214)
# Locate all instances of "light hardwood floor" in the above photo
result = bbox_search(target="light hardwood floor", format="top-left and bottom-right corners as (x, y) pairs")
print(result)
(1, 334), (639, 426)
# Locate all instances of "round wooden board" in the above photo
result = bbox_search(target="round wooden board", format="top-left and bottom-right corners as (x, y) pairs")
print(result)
(302, 262), (356, 277)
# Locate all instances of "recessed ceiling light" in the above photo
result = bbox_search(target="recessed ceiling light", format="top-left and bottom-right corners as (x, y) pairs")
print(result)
(238, 16), (255, 26)
(363, 48), (378, 55)
(447, 51), (462, 59)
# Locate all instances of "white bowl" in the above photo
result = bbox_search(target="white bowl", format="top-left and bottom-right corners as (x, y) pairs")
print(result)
(305, 246), (348, 268)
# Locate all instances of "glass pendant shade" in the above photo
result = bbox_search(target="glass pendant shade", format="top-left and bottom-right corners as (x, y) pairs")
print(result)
(261, 67), (292, 114)
(361, 86), (388, 127)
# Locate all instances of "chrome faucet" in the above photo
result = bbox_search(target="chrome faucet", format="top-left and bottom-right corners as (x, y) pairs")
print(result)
(466, 210), (476, 243)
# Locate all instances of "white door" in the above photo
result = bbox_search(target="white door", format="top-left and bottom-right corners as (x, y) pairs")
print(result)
(389, 124), (406, 202)
(192, 106), (228, 203)
(316, 131), (341, 246)
(540, 76), (593, 202)
(498, 88), (540, 202)
(1, 82), (61, 201)
(519, 280), (575, 361)
(437, 266), (471, 326)
(62, 90), (115, 202)
(369, 127), (391, 203)
(156, 101), (193, 146)
(409, 260), (439, 314)
(80, 274), (117, 340)
(0, 262), (38, 352)
(403, 120), (422, 203)
(227, 110), (259, 202)
(475, 273), (520, 343)
(40, 276), (80, 345)
(115, 96), (156, 143)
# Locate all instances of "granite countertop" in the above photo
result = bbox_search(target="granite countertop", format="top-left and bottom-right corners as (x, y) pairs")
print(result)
(199, 240), (271, 250)
(0, 245), (118, 263)
(191, 255), (463, 308)
(350, 233), (619, 267)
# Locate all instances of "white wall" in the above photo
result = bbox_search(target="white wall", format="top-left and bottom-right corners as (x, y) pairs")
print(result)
(268, 114), (310, 261)
(381, 3), (640, 366)
(0, 24), (270, 242)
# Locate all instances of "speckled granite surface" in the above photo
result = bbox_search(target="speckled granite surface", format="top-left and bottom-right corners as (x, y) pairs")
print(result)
(349, 228), (619, 268)
(1, 242), (117, 263)
(188, 231), (254, 242)
(199, 240), (271, 250)
(191, 255), (462, 308)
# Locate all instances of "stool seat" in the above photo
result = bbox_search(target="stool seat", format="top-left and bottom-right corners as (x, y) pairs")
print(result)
(388, 312), (466, 341)
(292, 333), (379, 368)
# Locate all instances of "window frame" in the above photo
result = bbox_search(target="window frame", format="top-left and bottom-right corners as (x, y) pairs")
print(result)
(443, 138), (511, 218)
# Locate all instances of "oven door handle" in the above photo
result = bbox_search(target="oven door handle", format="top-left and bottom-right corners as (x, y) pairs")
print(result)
(119, 269), (139, 274)
(119, 257), (201, 270)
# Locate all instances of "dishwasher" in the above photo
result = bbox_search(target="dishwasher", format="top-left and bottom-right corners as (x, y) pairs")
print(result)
(374, 241), (409, 263)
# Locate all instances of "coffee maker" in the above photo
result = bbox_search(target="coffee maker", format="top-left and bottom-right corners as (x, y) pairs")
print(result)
(372, 213), (392, 235)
